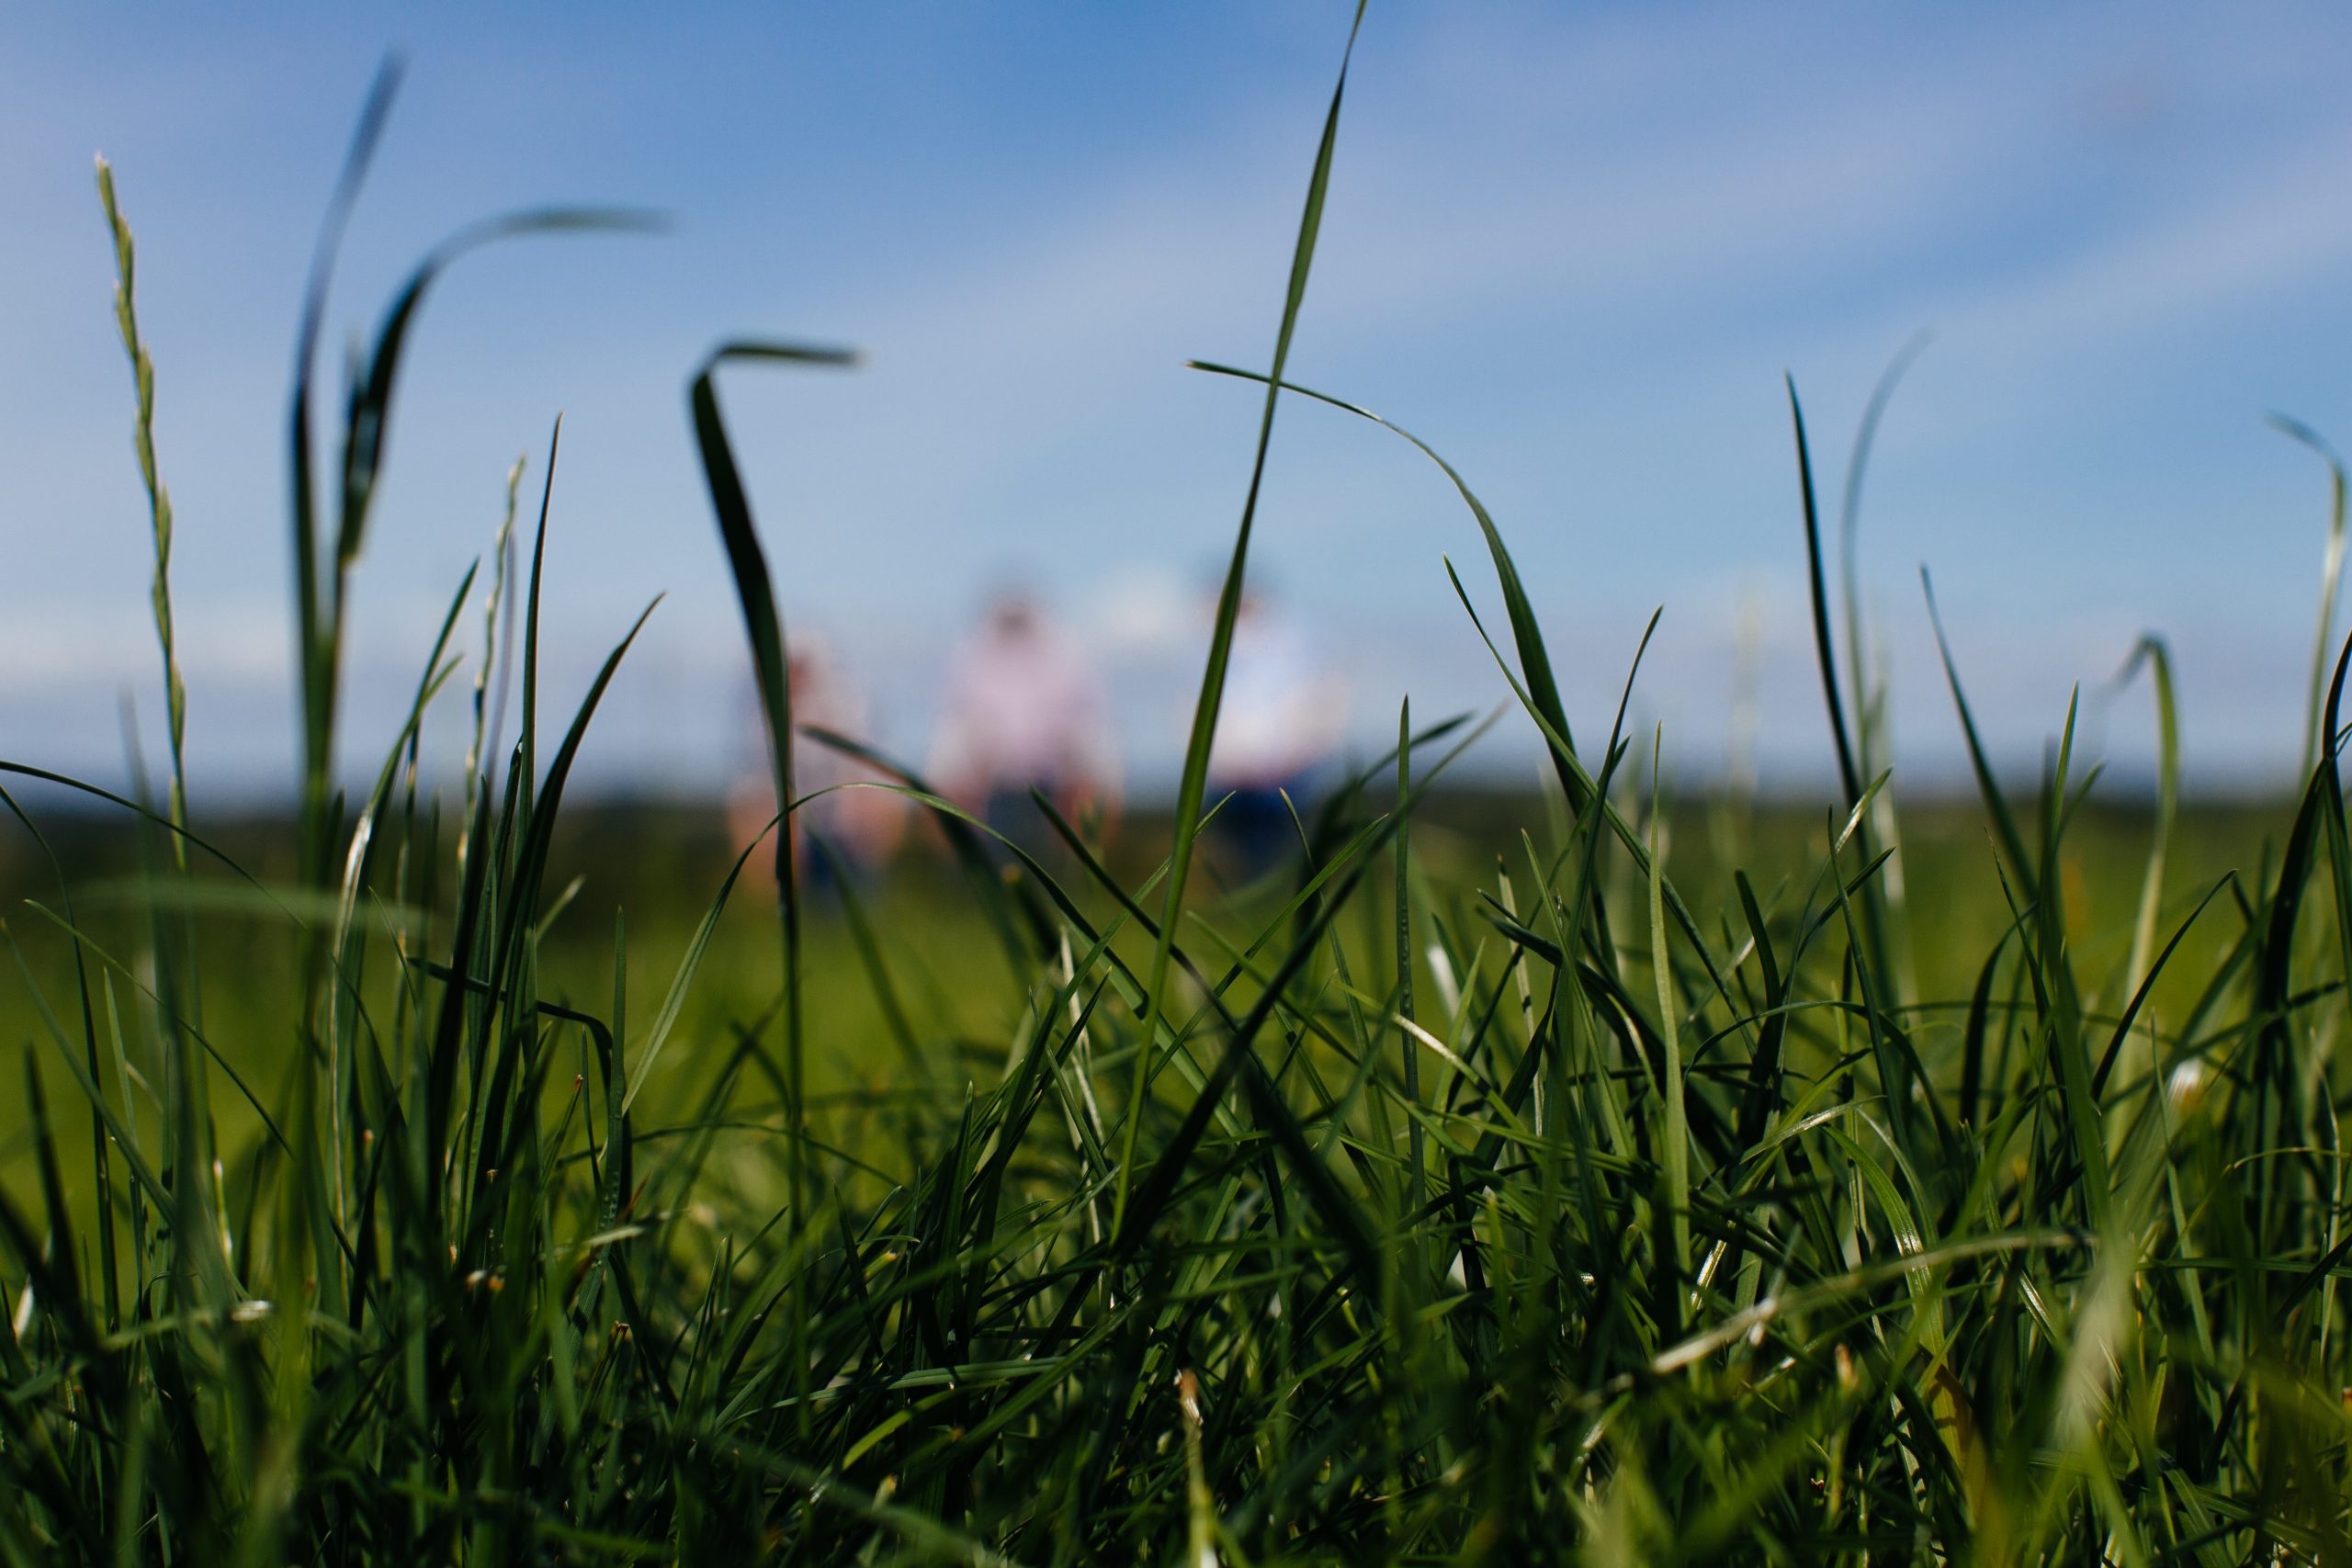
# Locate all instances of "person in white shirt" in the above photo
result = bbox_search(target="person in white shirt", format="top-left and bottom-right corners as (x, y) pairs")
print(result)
(1206, 589), (1345, 876)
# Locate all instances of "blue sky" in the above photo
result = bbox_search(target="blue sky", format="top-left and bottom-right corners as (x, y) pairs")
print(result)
(7, 3), (2352, 799)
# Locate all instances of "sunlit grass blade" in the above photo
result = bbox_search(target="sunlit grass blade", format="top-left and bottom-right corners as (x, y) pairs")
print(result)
(2116, 635), (2180, 998)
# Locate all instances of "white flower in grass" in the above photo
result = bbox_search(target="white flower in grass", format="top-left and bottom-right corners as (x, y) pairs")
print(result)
(2166, 1058), (2208, 1118)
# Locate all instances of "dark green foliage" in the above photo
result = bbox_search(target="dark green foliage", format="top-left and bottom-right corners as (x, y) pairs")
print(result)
(7, 17), (2352, 1566)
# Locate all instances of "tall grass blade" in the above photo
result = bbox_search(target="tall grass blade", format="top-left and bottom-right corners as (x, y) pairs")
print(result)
(2118, 635), (2180, 997)
(2271, 414), (2349, 780)
(1120, 1), (1369, 1234)
(95, 158), (189, 866)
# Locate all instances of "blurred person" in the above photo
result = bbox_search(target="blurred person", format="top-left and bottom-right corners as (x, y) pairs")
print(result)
(1206, 588), (1345, 875)
(729, 632), (906, 887)
(929, 588), (1120, 850)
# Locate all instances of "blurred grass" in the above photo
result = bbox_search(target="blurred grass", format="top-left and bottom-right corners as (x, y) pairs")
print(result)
(0, 789), (2285, 1212)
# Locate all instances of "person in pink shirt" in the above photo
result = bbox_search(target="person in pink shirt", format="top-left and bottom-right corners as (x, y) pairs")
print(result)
(928, 589), (1121, 850)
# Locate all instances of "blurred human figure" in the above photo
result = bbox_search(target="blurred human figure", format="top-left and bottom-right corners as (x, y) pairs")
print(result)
(1206, 588), (1345, 875)
(728, 633), (905, 887)
(929, 589), (1120, 849)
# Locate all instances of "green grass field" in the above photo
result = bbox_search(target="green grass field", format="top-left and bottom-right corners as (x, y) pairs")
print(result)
(12, 18), (2352, 1565)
